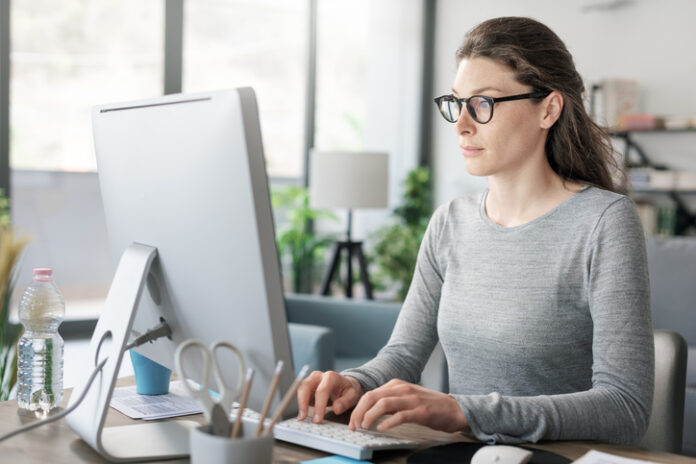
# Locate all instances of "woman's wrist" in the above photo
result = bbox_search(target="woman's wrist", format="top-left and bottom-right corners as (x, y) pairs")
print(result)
(345, 375), (365, 397)
(448, 394), (471, 432)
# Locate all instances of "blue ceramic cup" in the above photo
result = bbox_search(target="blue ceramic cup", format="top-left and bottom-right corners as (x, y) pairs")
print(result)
(129, 350), (172, 395)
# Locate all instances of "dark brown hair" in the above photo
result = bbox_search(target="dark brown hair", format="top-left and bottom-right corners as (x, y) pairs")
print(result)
(456, 17), (620, 192)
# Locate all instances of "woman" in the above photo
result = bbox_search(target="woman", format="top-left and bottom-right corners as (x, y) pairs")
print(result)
(297, 16), (654, 445)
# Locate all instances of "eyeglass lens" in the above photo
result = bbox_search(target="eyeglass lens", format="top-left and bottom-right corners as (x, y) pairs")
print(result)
(438, 96), (492, 124)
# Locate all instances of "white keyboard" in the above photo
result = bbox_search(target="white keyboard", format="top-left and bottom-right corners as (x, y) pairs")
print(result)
(231, 408), (420, 460)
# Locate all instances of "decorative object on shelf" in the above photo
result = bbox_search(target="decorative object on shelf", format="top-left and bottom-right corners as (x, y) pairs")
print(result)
(590, 78), (639, 128)
(309, 151), (389, 299)
(271, 185), (337, 294)
(370, 166), (432, 302)
(0, 189), (31, 401)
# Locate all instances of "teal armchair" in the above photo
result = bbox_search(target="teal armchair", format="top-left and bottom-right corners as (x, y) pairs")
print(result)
(285, 294), (401, 373)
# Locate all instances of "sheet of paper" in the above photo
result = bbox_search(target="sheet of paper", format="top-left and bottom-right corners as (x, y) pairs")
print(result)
(110, 380), (204, 420)
(572, 450), (659, 464)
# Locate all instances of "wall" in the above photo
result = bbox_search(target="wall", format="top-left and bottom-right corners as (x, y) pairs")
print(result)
(11, 170), (113, 310)
(432, 0), (696, 206)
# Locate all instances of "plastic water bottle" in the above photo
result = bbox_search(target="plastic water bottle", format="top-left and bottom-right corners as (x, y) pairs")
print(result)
(16, 268), (65, 412)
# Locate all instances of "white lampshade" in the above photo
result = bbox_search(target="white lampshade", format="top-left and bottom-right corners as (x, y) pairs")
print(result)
(309, 151), (389, 209)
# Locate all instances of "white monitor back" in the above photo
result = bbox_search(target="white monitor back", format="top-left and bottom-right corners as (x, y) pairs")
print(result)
(93, 88), (295, 414)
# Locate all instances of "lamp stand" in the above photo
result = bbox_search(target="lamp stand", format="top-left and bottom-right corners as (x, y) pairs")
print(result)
(320, 209), (373, 299)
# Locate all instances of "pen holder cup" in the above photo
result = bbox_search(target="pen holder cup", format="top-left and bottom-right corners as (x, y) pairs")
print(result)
(190, 424), (274, 464)
(130, 350), (172, 395)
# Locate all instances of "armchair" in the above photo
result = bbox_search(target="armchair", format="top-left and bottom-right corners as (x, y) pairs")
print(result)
(645, 236), (696, 455)
(285, 293), (401, 373)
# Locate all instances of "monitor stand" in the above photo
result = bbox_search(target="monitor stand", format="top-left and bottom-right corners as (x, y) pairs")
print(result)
(66, 243), (197, 462)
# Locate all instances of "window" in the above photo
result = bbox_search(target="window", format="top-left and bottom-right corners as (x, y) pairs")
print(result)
(314, 0), (369, 151)
(9, 1), (165, 319)
(10, 0), (164, 172)
(183, 0), (308, 179)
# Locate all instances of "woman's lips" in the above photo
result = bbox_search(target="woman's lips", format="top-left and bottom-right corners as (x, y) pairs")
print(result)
(461, 146), (484, 157)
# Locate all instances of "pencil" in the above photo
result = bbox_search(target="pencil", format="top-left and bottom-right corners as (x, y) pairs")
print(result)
(262, 364), (311, 437)
(231, 368), (254, 439)
(255, 360), (284, 437)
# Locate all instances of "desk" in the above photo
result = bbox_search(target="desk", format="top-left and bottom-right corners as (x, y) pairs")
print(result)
(1, 378), (695, 464)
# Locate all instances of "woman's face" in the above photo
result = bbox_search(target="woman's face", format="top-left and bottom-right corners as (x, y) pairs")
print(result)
(451, 56), (551, 178)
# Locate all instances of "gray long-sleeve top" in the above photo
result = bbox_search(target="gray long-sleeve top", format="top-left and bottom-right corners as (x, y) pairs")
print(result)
(342, 186), (654, 445)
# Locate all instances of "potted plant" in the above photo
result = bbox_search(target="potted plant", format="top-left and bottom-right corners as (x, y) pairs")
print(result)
(369, 167), (432, 301)
(271, 185), (337, 294)
(0, 190), (31, 401)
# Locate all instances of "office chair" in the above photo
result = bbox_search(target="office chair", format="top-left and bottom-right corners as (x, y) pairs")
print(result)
(640, 329), (688, 454)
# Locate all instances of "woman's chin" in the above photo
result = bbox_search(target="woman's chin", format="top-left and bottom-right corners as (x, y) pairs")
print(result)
(463, 160), (491, 177)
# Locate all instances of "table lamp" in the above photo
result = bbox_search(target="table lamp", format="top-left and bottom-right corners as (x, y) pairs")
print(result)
(309, 151), (389, 299)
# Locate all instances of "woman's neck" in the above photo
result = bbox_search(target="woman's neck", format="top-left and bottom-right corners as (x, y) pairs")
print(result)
(485, 161), (582, 228)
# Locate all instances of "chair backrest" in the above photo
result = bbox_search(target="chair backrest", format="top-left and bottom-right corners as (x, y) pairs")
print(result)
(640, 329), (688, 453)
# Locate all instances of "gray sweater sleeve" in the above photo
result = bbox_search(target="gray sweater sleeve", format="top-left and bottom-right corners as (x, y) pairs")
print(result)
(341, 205), (447, 389)
(343, 197), (654, 445)
(456, 198), (654, 445)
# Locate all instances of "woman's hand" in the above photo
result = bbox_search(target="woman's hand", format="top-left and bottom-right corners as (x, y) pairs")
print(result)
(296, 371), (365, 423)
(348, 379), (469, 433)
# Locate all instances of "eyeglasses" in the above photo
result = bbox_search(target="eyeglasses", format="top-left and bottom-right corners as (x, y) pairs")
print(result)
(433, 91), (550, 124)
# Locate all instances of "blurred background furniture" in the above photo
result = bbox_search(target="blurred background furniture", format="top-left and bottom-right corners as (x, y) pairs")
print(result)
(309, 151), (389, 299)
(640, 330), (688, 453)
(285, 293), (400, 372)
(646, 236), (696, 456)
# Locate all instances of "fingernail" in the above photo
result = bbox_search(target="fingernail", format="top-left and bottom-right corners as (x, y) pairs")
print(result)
(313, 413), (321, 423)
(361, 421), (368, 429)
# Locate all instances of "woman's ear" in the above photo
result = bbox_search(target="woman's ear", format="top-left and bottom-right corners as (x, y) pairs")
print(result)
(539, 91), (563, 129)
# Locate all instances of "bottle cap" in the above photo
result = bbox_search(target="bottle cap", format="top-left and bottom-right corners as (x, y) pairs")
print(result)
(33, 268), (53, 282)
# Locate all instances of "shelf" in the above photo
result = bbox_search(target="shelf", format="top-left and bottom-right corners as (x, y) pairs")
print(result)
(613, 128), (696, 235)
(631, 189), (696, 194)
(610, 127), (696, 137)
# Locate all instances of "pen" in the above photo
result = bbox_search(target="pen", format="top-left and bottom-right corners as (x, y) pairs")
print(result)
(262, 364), (311, 437)
(231, 368), (254, 439)
(255, 360), (284, 437)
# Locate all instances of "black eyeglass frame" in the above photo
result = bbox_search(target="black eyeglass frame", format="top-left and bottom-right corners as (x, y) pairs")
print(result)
(433, 90), (551, 124)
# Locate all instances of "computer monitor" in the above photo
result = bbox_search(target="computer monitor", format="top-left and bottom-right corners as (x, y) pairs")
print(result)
(66, 88), (296, 462)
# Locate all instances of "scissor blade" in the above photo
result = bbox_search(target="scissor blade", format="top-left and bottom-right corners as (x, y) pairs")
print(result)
(210, 404), (232, 437)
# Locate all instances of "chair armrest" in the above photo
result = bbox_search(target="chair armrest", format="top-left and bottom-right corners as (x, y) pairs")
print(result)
(285, 294), (400, 359)
(287, 322), (336, 373)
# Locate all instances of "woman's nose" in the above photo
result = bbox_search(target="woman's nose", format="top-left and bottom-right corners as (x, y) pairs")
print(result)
(455, 110), (476, 135)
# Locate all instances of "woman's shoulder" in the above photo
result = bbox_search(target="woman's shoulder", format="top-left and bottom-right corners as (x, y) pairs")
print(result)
(572, 186), (636, 217)
(572, 186), (643, 238)
(425, 192), (483, 236)
(431, 192), (483, 222)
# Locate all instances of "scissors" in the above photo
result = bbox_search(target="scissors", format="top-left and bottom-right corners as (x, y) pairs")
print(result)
(174, 339), (246, 437)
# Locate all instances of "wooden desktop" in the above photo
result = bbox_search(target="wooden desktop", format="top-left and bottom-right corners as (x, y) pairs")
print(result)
(0, 377), (694, 464)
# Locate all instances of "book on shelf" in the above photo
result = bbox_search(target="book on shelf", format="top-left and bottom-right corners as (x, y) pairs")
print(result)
(634, 202), (676, 237)
(629, 168), (696, 191)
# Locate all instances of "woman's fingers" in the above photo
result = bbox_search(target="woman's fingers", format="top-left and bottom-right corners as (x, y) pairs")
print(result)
(296, 370), (323, 420)
(348, 380), (407, 430)
(311, 372), (343, 422)
(348, 380), (469, 433)
(331, 385), (361, 415)
(296, 371), (363, 423)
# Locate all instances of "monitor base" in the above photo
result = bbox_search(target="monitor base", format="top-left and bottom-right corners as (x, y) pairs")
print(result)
(66, 243), (193, 462)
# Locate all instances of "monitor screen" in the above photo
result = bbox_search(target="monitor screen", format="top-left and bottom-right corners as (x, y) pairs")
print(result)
(92, 88), (296, 415)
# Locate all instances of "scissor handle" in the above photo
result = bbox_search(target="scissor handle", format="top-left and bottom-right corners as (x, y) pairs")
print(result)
(174, 339), (215, 420)
(209, 341), (246, 411)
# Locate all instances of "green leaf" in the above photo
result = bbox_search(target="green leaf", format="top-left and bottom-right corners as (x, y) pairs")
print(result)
(272, 185), (338, 293)
(367, 167), (432, 301)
